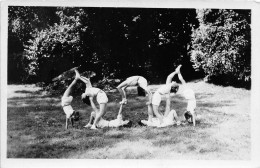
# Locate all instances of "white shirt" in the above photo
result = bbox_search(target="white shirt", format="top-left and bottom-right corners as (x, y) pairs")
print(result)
(157, 83), (172, 95)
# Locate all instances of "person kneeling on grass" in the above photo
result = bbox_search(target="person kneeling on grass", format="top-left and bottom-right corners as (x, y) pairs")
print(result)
(149, 65), (182, 126)
(61, 70), (80, 129)
(116, 76), (152, 105)
(84, 97), (132, 128)
(176, 65), (197, 126)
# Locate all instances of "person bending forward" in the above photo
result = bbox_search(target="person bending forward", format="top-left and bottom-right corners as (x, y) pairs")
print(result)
(76, 70), (108, 130)
(117, 76), (152, 105)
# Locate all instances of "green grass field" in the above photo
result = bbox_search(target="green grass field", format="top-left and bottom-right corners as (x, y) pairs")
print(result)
(7, 81), (250, 159)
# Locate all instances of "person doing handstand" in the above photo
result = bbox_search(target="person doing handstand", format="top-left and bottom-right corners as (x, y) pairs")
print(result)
(61, 70), (80, 129)
(176, 65), (197, 126)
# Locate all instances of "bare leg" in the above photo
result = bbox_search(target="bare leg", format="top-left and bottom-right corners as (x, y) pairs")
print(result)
(164, 94), (171, 117)
(152, 104), (163, 124)
(117, 81), (128, 104)
(84, 111), (96, 128)
(143, 88), (152, 104)
(176, 65), (186, 85)
(91, 103), (107, 129)
(63, 71), (78, 130)
(147, 103), (154, 122)
(63, 77), (78, 97)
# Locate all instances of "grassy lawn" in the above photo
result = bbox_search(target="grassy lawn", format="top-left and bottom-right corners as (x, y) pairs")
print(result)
(7, 81), (250, 159)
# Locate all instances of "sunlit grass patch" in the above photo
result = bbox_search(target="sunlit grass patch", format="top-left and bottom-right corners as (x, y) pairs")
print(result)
(7, 82), (250, 159)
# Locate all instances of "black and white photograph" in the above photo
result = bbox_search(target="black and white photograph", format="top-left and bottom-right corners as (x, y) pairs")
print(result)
(1, 0), (260, 168)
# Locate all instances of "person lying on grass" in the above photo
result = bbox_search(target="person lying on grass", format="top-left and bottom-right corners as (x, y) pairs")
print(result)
(176, 65), (197, 126)
(140, 102), (180, 128)
(116, 76), (152, 105)
(75, 69), (110, 130)
(150, 65), (182, 125)
(61, 70), (80, 129)
(84, 98), (132, 128)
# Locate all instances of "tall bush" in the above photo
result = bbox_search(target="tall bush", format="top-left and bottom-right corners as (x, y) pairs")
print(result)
(190, 9), (251, 86)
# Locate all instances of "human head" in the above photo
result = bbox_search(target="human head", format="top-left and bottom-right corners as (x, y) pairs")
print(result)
(81, 93), (90, 105)
(71, 111), (80, 121)
(170, 83), (179, 93)
(184, 111), (193, 123)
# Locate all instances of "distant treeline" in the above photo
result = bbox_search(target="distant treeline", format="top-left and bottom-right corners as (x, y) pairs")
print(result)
(8, 7), (251, 88)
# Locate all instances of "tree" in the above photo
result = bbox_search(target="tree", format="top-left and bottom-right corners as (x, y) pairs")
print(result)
(8, 6), (59, 83)
(190, 9), (251, 87)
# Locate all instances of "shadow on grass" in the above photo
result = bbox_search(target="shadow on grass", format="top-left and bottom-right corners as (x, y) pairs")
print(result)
(7, 84), (241, 158)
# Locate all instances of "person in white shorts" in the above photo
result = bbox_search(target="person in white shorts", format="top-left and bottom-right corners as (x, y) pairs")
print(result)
(150, 65), (182, 125)
(176, 65), (197, 126)
(61, 70), (80, 129)
(75, 70), (109, 130)
(84, 97), (132, 128)
(140, 103), (180, 128)
(116, 76), (152, 105)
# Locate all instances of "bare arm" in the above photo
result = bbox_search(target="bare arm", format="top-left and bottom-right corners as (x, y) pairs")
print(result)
(118, 104), (123, 114)
(192, 114), (196, 126)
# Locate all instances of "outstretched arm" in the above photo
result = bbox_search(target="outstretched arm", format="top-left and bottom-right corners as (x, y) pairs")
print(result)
(118, 104), (123, 116)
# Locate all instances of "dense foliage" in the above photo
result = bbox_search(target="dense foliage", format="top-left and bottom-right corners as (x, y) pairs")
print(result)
(190, 9), (251, 87)
(8, 7), (251, 89)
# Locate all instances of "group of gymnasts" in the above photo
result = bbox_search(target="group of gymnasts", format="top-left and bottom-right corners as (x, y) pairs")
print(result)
(61, 65), (196, 130)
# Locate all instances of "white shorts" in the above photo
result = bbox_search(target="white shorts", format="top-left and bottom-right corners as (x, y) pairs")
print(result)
(187, 99), (196, 113)
(152, 91), (162, 106)
(96, 91), (108, 104)
(137, 77), (148, 90)
(63, 105), (74, 119)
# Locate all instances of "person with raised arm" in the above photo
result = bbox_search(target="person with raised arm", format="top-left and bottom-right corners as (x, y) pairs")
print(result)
(147, 65), (182, 126)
